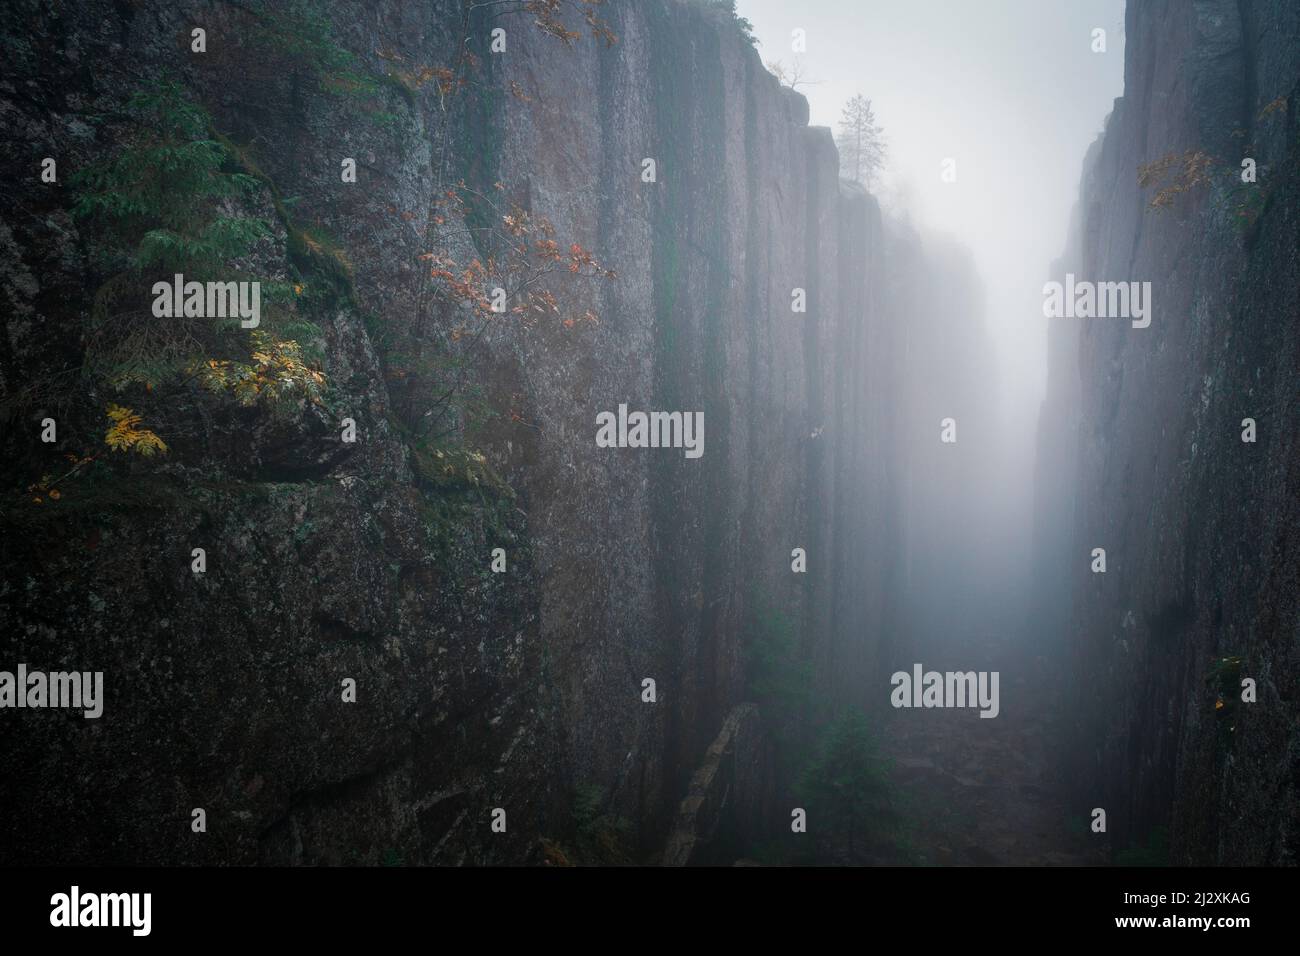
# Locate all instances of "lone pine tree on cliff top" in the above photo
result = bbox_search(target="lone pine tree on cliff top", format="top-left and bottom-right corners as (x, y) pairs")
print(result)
(836, 94), (887, 190)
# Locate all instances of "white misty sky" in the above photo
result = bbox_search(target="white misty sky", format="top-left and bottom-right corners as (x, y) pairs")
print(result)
(737, 0), (1125, 419)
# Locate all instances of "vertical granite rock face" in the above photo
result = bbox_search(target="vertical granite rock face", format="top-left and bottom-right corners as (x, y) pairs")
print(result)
(1035, 0), (1300, 864)
(2, 0), (558, 866)
(1, 0), (987, 863)
(473, 1), (905, 849)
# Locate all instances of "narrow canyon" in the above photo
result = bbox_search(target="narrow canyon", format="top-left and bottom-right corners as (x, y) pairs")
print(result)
(1, 0), (1295, 867)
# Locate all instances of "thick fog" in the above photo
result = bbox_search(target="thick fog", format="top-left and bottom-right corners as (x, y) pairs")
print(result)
(740, 0), (1124, 654)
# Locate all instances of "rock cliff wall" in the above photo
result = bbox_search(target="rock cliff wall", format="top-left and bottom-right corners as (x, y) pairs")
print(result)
(1035, 0), (1300, 864)
(1, 0), (986, 864)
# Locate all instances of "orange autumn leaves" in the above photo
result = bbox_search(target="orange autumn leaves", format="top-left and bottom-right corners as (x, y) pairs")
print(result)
(525, 0), (618, 48)
(193, 332), (327, 408)
(1138, 150), (1214, 210)
(417, 192), (614, 339)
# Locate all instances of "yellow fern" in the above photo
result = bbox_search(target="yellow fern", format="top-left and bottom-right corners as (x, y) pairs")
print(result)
(104, 404), (168, 456)
(193, 332), (326, 407)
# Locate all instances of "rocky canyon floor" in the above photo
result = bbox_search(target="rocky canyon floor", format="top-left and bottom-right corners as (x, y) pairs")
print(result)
(881, 632), (1107, 867)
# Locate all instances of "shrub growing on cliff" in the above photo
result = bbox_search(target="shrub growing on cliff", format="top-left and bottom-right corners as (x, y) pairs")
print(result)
(375, 5), (619, 454)
(72, 79), (274, 389)
(1137, 150), (1214, 210)
(765, 59), (818, 91)
(707, 0), (758, 46)
(71, 78), (327, 445)
(1139, 97), (1287, 219)
(73, 81), (264, 265)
